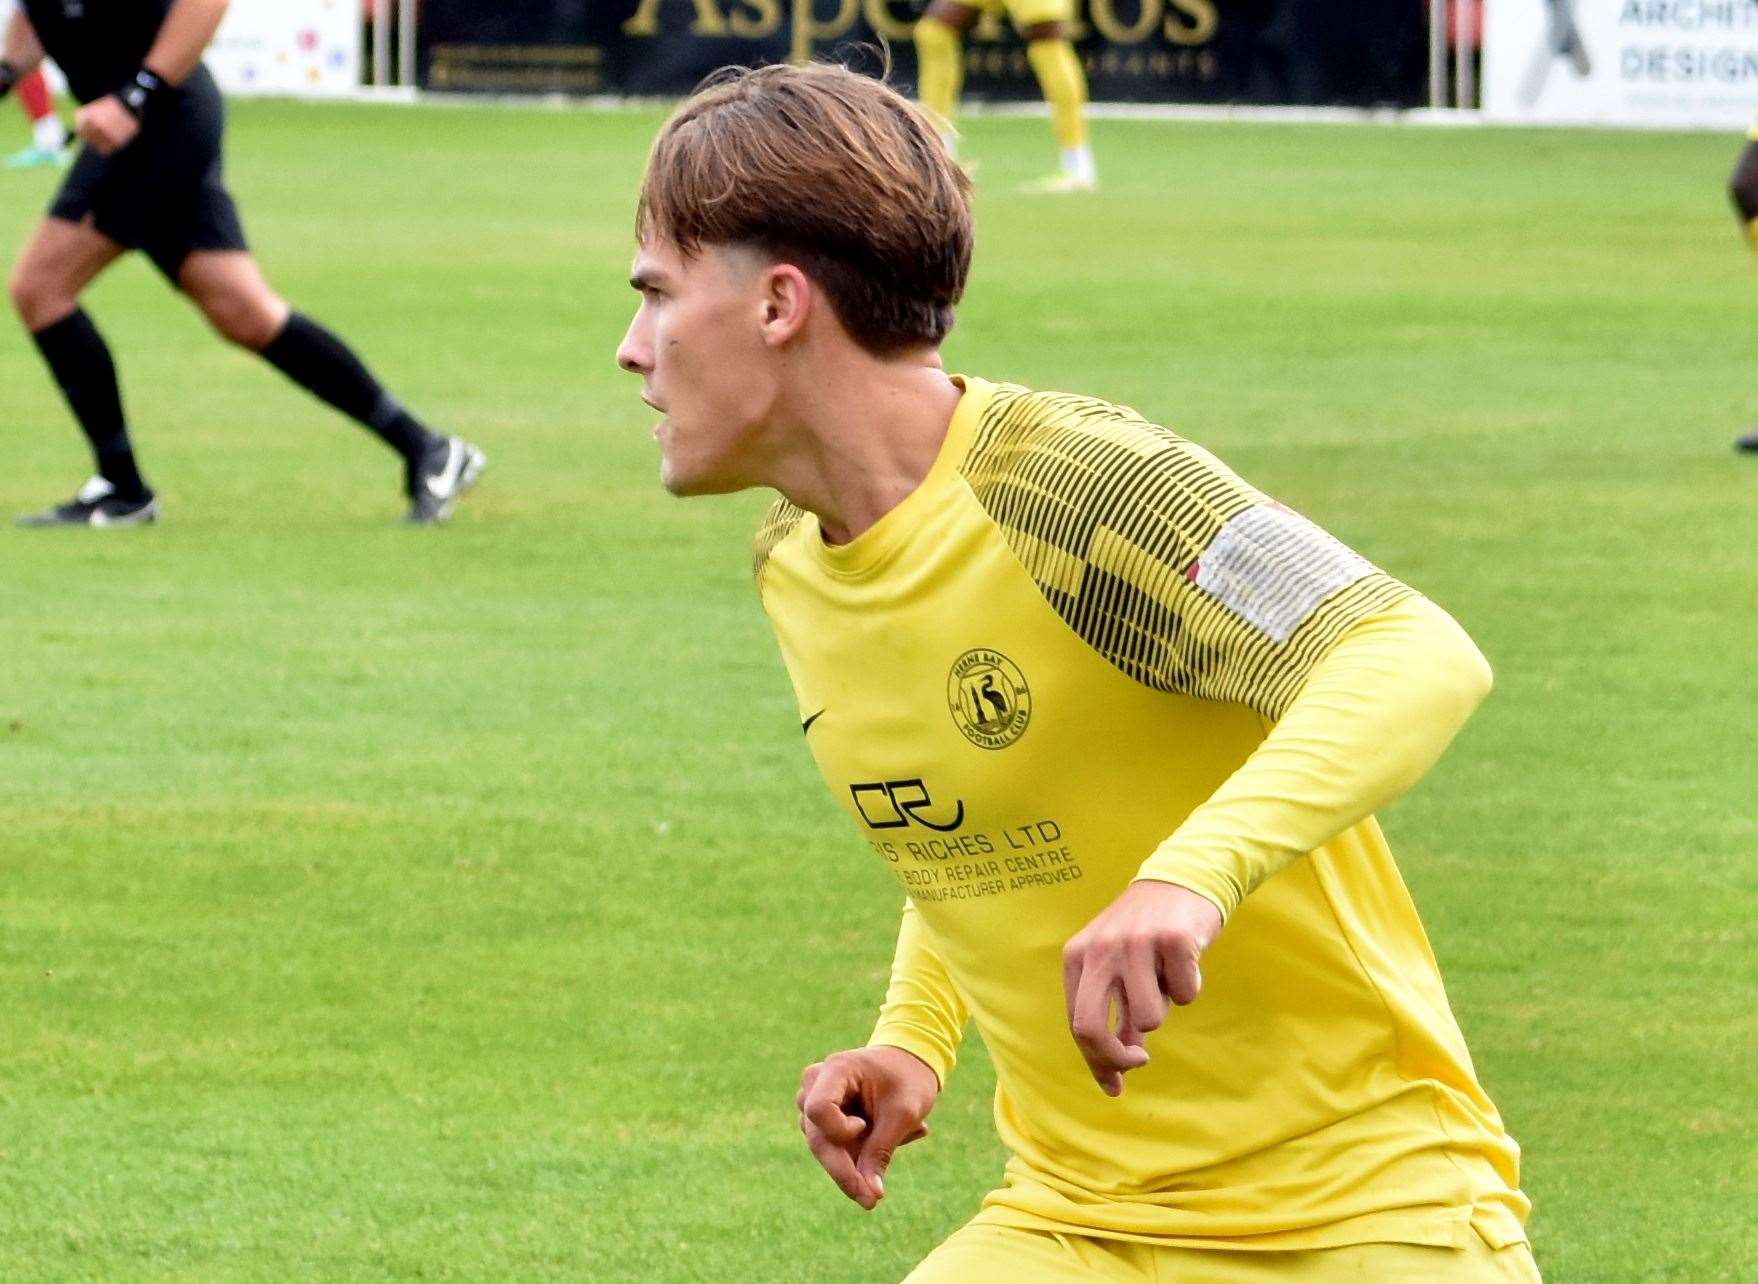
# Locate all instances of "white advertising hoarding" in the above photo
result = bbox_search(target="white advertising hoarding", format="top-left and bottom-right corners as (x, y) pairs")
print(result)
(207, 0), (361, 97)
(1484, 0), (1758, 129)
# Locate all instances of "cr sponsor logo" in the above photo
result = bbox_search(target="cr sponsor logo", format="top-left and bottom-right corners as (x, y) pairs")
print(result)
(850, 778), (966, 832)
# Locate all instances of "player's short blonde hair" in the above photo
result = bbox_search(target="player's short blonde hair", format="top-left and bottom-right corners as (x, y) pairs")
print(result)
(637, 62), (973, 354)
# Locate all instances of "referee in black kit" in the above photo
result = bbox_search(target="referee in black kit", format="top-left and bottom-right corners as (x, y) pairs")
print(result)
(0, 0), (484, 526)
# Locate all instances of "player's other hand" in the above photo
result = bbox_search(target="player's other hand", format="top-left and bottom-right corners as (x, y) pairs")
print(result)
(75, 97), (140, 155)
(795, 1045), (938, 1211)
(1062, 879), (1224, 1098)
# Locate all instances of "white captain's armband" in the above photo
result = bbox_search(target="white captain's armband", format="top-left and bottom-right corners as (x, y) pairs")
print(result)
(1186, 502), (1376, 645)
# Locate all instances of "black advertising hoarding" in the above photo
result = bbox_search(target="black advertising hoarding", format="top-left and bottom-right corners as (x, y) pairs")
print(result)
(418, 0), (1425, 107)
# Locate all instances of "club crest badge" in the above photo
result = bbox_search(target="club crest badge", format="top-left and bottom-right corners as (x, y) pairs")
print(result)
(947, 649), (1031, 750)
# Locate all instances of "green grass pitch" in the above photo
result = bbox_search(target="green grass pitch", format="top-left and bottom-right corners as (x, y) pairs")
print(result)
(1, 99), (1754, 1282)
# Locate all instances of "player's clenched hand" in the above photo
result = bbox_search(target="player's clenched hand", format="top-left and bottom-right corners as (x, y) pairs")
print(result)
(1062, 880), (1224, 1097)
(795, 1046), (938, 1211)
(75, 97), (140, 155)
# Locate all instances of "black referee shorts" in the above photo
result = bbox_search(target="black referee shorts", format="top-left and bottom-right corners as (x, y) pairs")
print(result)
(48, 65), (247, 281)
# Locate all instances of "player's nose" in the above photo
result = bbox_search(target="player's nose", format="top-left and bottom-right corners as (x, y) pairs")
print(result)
(616, 328), (649, 373)
(616, 331), (653, 375)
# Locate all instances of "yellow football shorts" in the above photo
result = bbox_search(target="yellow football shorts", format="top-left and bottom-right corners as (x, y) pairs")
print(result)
(977, 0), (1076, 29)
(904, 1221), (1541, 1283)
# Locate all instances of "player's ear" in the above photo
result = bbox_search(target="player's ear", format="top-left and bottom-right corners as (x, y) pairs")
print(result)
(758, 263), (811, 347)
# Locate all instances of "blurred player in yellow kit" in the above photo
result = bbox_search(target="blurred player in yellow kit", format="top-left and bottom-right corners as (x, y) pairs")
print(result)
(915, 0), (1094, 190)
(619, 62), (1538, 1281)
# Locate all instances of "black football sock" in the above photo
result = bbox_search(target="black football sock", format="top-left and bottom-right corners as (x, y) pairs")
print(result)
(259, 312), (442, 461)
(30, 309), (149, 500)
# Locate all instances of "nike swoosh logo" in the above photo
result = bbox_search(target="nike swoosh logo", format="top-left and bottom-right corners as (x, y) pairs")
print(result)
(426, 440), (460, 497)
(801, 709), (825, 735)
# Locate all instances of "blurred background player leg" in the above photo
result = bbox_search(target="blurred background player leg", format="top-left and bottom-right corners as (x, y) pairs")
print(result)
(9, 217), (158, 527)
(1017, 15), (1094, 192)
(176, 249), (487, 524)
(914, 0), (1094, 189)
(1729, 124), (1758, 453)
(914, 1), (970, 157)
(6, 66), (67, 168)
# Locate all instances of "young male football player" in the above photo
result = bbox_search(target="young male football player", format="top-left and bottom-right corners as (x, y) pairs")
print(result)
(620, 62), (1538, 1282)
(0, 0), (483, 526)
(915, 0), (1094, 191)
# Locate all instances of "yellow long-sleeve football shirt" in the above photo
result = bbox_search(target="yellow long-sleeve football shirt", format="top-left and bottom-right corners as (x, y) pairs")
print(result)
(753, 377), (1530, 1252)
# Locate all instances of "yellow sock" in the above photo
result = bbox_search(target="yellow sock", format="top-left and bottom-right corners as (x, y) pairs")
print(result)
(915, 18), (963, 135)
(1026, 38), (1088, 151)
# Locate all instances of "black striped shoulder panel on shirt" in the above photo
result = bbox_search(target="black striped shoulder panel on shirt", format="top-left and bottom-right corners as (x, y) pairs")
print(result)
(753, 495), (808, 586)
(958, 385), (1415, 721)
